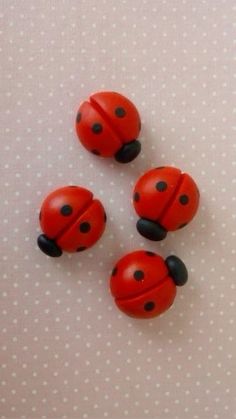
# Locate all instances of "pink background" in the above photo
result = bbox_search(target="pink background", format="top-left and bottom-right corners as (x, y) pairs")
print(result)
(1, 1), (235, 418)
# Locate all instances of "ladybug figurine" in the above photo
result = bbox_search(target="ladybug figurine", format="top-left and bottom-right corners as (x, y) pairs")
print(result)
(110, 250), (188, 319)
(133, 166), (200, 241)
(75, 91), (141, 163)
(37, 186), (106, 257)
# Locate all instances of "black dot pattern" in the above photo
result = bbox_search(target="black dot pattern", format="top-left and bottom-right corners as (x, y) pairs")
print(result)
(92, 123), (103, 134)
(79, 222), (91, 233)
(179, 194), (189, 205)
(104, 212), (107, 222)
(133, 192), (140, 202)
(146, 251), (155, 257)
(76, 112), (81, 123)
(156, 166), (165, 169)
(91, 149), (100, 155)
(60, 205), (73, 216)
(133, 270), (144, 281)
(156, 181), (167, 192)
(112, 267), (118, 276)
(76, 246), (86, 252)
(144, 301), (155, 311)
(115, 107), (126, 118)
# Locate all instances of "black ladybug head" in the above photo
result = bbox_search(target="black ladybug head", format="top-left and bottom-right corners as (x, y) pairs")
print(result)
(115, 140), (141, 163)
(37, 234), (62, 257)
(165, 255), (188, 286)
(136, 218), (167, 241)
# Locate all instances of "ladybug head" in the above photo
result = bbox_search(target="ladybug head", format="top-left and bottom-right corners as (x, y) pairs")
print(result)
(37, 234), (62, 257)
(136, 218), (167, 241)
(115, 140), (141, 163)
(165, 255), (188, 286)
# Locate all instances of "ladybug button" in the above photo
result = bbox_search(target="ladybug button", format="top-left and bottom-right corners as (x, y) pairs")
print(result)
(37, 186), (106, 257)
(133, 166), (200, 240)
(76, 91), (141, 163)
(110, 250), (188, 319)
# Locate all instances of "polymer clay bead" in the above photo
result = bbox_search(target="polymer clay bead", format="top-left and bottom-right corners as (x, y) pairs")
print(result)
(37, 186), (106, 257)
(110, 250), (188, 319)
(133, 166), (200, 240)
(76, 91), (141, 163)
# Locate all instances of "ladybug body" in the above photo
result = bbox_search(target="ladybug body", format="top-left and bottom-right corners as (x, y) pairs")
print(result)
(37, 186), (106, 257)
(76, 91), (141, 163)
(133, 166), (200, 241)
(110, 250), (188, 319)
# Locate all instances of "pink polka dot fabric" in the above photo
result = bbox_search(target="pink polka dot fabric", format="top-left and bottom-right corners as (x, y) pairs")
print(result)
(1, 1), (235, 418)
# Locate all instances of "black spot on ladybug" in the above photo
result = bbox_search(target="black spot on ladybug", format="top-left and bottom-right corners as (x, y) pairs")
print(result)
(144, 301), (155, 311)
(91, 149), (100, 155)
(39, 211), (42, 221)
(146, 251), (155, 257)
(92, 123), (103, 134)
(70, 185), (78, 188)
(76, 112), (81, 123)
(179, 194), (189, 205)
(115, 107), (126, 118)
(76, 246), (86, 252)
(178, 222), (187, 229)
(133, 270), (144, 281)
(133, 192), (140, 202)
(156, 181), (167, 192)
(79, 222), (91, 233)
(60, 205), (73, 216)
(104, 212), (107, 222)
(112, 267), (118, 276)
(156, 166), (164, 169)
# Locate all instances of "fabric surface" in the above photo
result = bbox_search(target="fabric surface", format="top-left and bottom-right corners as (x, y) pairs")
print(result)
(1, 1), (235, 418)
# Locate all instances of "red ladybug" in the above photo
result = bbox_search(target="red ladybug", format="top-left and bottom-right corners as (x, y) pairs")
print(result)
(110, 250), (188, 319)
(133, 166), (200, 241)
(75, 91), (141, 163)
(37, 186), (106, 257)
